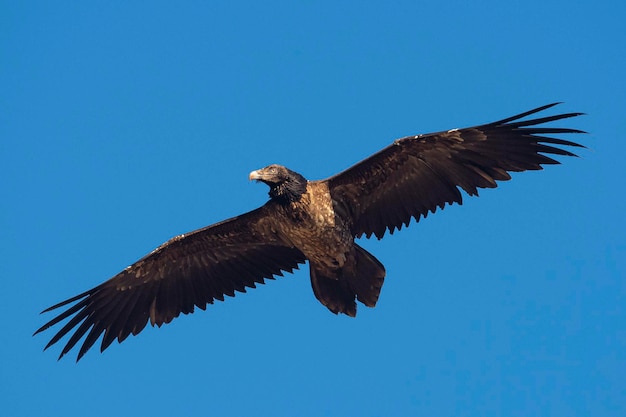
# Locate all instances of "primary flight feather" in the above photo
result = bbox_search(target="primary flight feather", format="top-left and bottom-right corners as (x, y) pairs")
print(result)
(35, 103), (585, 361)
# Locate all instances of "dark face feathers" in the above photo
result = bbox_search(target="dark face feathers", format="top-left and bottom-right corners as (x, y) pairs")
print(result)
(249, 164), (308, 203)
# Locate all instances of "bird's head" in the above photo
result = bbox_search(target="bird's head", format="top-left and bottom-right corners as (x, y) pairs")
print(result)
(249, 164), (308, 203)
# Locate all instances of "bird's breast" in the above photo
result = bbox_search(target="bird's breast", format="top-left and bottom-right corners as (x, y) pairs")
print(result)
(279, 182), (353, 269)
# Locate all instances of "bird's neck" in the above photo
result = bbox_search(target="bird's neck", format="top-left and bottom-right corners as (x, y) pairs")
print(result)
(269, 175), (308, 204)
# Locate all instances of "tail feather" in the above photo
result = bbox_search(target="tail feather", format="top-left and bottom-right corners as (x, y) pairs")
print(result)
(310, 244), (386, 317)
(310, 268), (358, 317)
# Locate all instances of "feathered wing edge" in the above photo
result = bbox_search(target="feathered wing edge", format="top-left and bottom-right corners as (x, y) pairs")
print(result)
(485, 102), (586, 143)
(34, 208), (307, 362)
(328, 103), (586, 239)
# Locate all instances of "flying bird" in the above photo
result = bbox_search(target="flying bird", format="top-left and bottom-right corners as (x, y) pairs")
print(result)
(35, 103), (585, 361)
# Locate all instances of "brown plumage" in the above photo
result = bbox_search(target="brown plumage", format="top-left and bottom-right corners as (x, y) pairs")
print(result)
(35, 103), (585, 361)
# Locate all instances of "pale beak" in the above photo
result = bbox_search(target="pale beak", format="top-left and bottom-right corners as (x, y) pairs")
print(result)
(249, 170), (261, 181)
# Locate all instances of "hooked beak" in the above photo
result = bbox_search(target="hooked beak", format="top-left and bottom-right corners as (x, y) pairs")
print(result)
(249, 170), (262, 181)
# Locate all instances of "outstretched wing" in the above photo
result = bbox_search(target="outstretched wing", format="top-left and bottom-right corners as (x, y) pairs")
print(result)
(35, 204), (306, 361)
(327, 103), (586, 239)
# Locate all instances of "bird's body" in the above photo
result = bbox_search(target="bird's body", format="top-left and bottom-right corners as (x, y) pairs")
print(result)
(35, 103), (586, 361)
(249, 166), (385, 316)
(272, 180), (346, 267)
(285, 183), (352, 270)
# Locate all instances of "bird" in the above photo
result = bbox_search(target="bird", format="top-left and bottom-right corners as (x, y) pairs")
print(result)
(35, 102), (585, 361)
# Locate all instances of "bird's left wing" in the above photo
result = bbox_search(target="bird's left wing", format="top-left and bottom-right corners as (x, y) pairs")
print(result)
(35, 204), (306, 361)
(327, 103), (585, 239)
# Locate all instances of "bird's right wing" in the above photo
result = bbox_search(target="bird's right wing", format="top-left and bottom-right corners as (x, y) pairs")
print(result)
(34, 204), (306, 361)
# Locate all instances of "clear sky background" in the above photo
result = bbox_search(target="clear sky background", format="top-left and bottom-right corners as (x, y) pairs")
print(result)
(2, 1), (624, 416)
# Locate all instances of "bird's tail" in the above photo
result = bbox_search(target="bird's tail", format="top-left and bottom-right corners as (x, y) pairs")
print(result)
(309, 244), (386, 317)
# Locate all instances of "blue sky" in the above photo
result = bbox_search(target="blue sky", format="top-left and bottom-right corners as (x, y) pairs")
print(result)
(2, 1), (625, 416)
